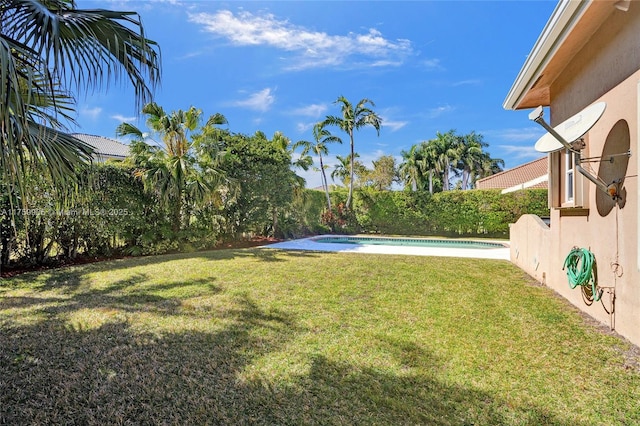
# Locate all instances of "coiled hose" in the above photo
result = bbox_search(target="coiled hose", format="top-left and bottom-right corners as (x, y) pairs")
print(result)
(563, 247), (600, 301)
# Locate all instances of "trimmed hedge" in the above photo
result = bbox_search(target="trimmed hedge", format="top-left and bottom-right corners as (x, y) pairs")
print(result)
(319, 188), (549, 238)
(2, 180), (547, 270)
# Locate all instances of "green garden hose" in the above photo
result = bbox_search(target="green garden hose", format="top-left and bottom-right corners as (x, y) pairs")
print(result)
(563, 247), (600, 301)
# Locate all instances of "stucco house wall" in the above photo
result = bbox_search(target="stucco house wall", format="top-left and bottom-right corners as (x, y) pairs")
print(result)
(509, 214), (551, 285)
(507, 1), (640, 347)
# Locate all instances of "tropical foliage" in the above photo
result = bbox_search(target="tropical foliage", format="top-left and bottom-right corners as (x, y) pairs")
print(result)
(0, 0), (160, 201)
(398, 129), (504, 192)
(331, 153), (368, 189)
(1, 176), (547, 270)
(336, 188), (549, 237)
(216, 130), (304, 239)
(293, 123), (342, 211)
(365, 155), (399, 190)
(118, 108), (309, 241)
(116, 103), (228, 234)
(0, 127), (316, 270)
(323, 96), (382, 209)
(399, 145), (427, 192)
(0, 163), (153, 267)
(1, 73), (516, 271)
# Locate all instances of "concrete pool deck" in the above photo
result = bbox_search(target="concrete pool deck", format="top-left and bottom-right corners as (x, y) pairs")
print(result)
(263, 235), (510, 260)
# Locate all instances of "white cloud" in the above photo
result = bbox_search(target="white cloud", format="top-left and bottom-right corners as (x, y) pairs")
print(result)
(233, 88), (275, 112)
(370, 60), (403, 67)
(363, 149), (386, 165)
(498, 144), (544, 161)
(296, 122), (315, 134)
(108, 0), (188, 12)
(188, 10), (413, 70)
(427, 104), (454, 119)
(80, 106), (102, 120)
(452, 79), (482, 87)
(292, 104), (330, 134)
(382, 119), (408, 132)
(485, 127), (545, 143)
(177, 51), (204, 60)
(111, 114), (137, 123)
(422, 58), (443, 70)
(291, 103), (328, 117)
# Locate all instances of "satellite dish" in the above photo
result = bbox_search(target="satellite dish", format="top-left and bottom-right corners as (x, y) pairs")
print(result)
(532, 102), (606, 153)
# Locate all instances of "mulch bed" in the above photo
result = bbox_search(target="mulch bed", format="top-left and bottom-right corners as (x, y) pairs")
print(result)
(0, 237), (282, 279)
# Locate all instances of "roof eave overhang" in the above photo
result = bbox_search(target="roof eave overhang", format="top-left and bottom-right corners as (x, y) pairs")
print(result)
(503, 0), (592, 111)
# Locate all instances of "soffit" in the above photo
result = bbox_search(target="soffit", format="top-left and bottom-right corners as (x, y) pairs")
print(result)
(507, 1), (616, 110)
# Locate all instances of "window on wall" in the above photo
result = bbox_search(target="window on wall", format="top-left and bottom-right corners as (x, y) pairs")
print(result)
(565, 149), (574, 203)
(549, 139), (586, 208)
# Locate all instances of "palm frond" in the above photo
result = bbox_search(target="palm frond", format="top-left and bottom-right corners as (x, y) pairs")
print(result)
(0, 0), (161, 207)
(3, 0), (161, 110)
(205, 112), (228, 127)
(115, 122), (144, 139)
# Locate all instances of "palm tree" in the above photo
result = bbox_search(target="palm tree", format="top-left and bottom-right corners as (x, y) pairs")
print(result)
(430, 130), (460, 191)
(421, 140), (440, 194)
(293, 123), (342, 210)
(272, 130), (313, 173)
(475, 153), (505, 186)
(449, 131), (505, 189)
(323, 96), (381, 209)
(399, 145), (425, 192)
(456, 132), (487, 190)
(1, 0), (160, 201)
(117, 104), (226, 233)
(331, 154), (354, 187)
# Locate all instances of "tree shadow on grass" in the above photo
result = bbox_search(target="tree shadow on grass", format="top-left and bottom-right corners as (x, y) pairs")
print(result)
(0, 274), (221, 321)
(1, 247), (324, 292)
(1, 296), (580, 425)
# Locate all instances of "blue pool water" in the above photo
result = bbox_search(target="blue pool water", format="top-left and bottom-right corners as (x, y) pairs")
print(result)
(312, 236), (506, 250)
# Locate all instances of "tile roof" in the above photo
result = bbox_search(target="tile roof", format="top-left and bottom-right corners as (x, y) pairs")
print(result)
(476, 156), (548, 190)
(71, 133), (130, 160)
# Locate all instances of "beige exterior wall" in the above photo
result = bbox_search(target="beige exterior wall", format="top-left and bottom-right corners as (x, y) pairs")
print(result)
(510, 7), (640, 347)
(552, 5), (640, 123)
(509, 215), (552, 285)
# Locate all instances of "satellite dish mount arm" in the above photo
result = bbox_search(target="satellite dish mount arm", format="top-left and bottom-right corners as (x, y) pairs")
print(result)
(528, 106), (583, 152)
(529, 105), (624, 201)
(575, 162), (621, 200)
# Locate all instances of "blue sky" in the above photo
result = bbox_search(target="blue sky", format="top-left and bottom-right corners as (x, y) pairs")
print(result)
(73, 0), (558, 188)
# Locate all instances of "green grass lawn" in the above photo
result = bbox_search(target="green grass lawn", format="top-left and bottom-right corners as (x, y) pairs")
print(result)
(1, 248), (639, 425)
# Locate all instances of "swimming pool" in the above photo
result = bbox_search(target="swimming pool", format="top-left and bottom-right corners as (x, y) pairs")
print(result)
(312, 236), (506, 250)
(264, 235), (510, 260)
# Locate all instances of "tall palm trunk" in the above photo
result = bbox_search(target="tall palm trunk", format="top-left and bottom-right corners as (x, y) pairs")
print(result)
(442, 157), (450, 191)
(319, 155), (332, 211)
(429, 170), (434, 194)
(172, 202), (182, 233)
(347, 132), (355, 209)
(462, 168), (470, 190)
(173, 184), (184, 234)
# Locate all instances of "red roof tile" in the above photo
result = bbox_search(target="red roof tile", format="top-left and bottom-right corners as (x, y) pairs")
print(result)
(476, 156), (548, 190)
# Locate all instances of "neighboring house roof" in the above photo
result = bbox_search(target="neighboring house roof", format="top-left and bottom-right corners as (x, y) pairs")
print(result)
(503, 0), (617, 110)
(71, 133), (130, 161)
(476, 156), (548, 193)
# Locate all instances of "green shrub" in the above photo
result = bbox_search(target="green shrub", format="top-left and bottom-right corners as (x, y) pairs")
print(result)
(351, 188), (548, 238)
(279, 189), (328, 238)
(1, 163), (176, 268)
